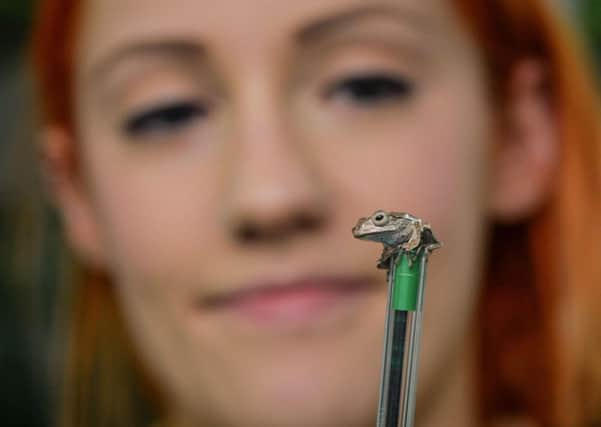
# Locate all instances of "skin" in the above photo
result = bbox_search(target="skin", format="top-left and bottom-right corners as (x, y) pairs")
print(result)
(43, 0), (559, 426)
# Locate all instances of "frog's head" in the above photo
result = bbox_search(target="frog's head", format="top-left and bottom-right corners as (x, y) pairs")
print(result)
(352, 210), (409, 246)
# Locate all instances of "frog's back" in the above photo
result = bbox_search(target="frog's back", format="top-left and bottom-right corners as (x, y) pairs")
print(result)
(389, 211), (414, 220)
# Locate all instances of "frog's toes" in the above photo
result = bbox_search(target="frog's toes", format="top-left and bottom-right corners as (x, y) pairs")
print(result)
(377, 257), (390, 270)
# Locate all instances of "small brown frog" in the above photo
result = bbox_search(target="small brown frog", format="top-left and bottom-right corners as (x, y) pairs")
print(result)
(352, 210), (441, 269)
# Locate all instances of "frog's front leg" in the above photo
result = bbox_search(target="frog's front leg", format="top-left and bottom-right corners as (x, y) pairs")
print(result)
(377, 245), (397, 270)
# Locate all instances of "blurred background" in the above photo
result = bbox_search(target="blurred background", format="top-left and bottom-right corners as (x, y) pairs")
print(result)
(0, 0), (599, 426)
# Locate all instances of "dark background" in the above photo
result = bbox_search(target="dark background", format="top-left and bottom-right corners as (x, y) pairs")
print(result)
(0, 1), (599, 426)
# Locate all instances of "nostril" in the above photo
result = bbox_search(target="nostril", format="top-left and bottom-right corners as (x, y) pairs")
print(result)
(232, 211), (324, 244)
(295, 212), (322, 232)
(234, 223), (261, 243)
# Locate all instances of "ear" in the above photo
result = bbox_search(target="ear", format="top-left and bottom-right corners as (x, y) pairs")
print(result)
(40, 127), (107, 269)
(487, 59), (559, 223)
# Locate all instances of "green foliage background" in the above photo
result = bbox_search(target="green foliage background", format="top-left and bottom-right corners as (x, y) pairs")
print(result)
(581, 0), (601, 72)
(0, 0), (34, 55)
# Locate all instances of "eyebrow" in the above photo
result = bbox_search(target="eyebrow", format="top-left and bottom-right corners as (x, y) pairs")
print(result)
(87, 4), (428, 84)
(295, 4), (430, 45)
(87, 40), (206, 84)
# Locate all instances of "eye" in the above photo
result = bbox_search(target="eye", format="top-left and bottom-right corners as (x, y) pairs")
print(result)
(325, 73), (414, 106)
(122, 100), (209, 139)
(373, 212), (389, 226)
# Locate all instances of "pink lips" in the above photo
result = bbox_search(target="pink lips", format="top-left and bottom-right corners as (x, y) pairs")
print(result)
(201, 277), (375, 325)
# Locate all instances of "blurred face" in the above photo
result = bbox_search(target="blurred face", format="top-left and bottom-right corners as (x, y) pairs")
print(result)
(73, 0), (493, 426)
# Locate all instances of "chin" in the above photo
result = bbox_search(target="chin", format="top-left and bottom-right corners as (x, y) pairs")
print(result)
(177, 342), (381, 427)
(224, 377), (378, 427)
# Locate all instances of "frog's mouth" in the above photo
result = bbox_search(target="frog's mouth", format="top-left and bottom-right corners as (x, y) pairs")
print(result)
(351, 223), (372, 239)
(359, 232), (387, 243)
(352, 226), (385, 242)
(351, 219), (367, 238)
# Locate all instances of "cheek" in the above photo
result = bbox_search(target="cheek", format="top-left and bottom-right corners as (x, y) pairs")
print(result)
(309, 67), (494, 392)
(79, 127), (226, 289)
(313, 71), (494, 256)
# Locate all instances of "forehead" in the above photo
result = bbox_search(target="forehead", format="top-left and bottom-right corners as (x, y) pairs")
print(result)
(77, 0), (467, 76)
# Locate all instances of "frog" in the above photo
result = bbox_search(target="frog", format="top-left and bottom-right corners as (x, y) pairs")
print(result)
(352, 210), (441, 269)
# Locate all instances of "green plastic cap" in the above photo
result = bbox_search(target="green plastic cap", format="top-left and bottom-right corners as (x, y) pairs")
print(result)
(392, 252), (422, 311)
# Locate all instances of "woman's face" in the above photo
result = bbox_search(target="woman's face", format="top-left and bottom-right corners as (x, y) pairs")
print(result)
(72, 0), (494, 425)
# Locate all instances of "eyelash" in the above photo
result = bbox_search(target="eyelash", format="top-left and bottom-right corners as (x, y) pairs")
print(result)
(123, 100), (209, 138)
(121, 73), (412, 138)
(325, 73), (414, 106)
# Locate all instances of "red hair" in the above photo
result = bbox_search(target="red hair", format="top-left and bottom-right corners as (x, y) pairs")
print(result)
(31, 1), (601, 426)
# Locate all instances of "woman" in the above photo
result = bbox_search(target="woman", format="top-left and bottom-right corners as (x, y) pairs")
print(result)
(31, 0), (601, 426)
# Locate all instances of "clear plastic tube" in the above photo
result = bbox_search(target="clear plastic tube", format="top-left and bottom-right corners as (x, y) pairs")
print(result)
(377, 252), (429, 427)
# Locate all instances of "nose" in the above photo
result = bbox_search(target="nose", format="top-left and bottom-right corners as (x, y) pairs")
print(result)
(221, 106), (329, 245)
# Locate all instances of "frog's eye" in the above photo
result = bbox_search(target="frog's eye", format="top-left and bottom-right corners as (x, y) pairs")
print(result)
(373, 212), (389, 226)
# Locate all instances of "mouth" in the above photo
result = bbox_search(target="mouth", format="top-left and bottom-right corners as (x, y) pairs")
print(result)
(198, 275), (378, 328)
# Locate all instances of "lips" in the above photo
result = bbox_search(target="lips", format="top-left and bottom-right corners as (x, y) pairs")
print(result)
(199, 276), (377, 325)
